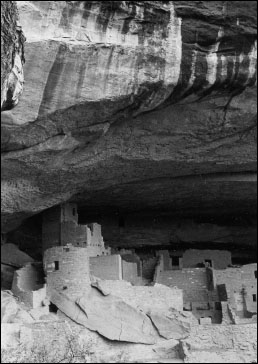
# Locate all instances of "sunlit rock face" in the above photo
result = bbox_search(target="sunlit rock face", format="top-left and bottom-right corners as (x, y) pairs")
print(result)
(1, 1), (25, 111)
(1, 1), (257, 232)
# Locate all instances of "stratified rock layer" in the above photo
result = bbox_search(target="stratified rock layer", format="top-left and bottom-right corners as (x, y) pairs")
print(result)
(1, 1), (25, 111)
(1, 1), (257, 232)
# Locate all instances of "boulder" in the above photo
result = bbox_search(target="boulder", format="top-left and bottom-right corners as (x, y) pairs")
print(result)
(1, 291), (18, 323)
(1, 323), (21, 349)
(147, 310), (198, 340)
(49, 287), (157, 344)
(1, 243), (34, 268)
(77, 287), (157, 344)
(11, 309), (34, 324)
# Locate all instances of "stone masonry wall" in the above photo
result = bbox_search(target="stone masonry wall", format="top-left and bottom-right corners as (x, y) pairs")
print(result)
(43, 246), (91, 299)
(213, 264), (257, 314)
(142, 257), (159, 280)
(156, 268), (209, 303)
(90, 255), (122, 281)
(60, 221), (88, 246)
(122, 260), (139, 284)
(95, 280), (184, 312)
(11, 263), (46, 308)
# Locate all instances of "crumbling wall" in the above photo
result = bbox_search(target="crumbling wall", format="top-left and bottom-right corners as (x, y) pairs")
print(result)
(93, 280), (184, 312)
(60, 221), (88, 246)
(156, 250), (172, 270)
(43, 246), (91, 299)
(122, 260), (138, 284)
(121, 253), (142, 275)
(90, 255), (122, 281)
(214, 264), (257, 315)
(156, 268), (209, 303)
(142, 257), (159, 280)
(86, 223), (111, 256)
(42, 205), (111, 255)
(11, 263), (46, 308)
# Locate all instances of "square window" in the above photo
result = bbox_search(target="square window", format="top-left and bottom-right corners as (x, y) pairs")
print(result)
(205, 259), (212, 267)
(215, 302), (222, 310)
(172, 256), (180, 266)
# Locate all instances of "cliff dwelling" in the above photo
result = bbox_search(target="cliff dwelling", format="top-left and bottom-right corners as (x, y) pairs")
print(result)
(1, 0), (257, 363)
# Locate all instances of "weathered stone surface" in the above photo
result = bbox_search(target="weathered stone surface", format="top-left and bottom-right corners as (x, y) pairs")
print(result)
(1, 1), (257, 232)
(1, 263), (16, 289)
(49, 287), (157, 344)
(91, 279), (185, 312)
(148, 310), (197, 340)
(1, 1), (25, 110)
(1, 243), (34, 267)
(1, 319), (181, 362)
(180, 323), (257, 363)
(1, 323), (20, 349)
(77, 288), (157, 344)
(1, 291), (18, 323)
(11, 309), (34, 324)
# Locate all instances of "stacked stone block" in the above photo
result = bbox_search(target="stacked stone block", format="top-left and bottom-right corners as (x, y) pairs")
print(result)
(43, 246), (91, 299)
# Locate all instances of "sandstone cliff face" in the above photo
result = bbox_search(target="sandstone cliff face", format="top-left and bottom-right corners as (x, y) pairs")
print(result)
(1, 1), (25, 111)
(1, 1), (257, 232)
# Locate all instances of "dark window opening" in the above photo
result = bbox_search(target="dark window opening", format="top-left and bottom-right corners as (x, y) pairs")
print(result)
(253, 294), (257, 302)
(64, 247), (70, 252)
(118, 216), (125, 228)
(205, 259), (212, 267)
(54, 261), (59, 270)
(72, 208), (76, 216)
(172, 256), (180, 266)
(255, 271), (257, 279)
(63, 286), (67, 290)
(49, 303), (58, 313)
(215, 302), (222, 310)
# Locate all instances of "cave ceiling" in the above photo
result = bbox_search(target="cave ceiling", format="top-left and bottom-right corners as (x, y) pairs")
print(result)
(1, 1), (257, 233)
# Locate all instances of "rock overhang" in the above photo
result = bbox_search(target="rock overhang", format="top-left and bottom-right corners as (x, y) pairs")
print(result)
(1, 1), (257, 233)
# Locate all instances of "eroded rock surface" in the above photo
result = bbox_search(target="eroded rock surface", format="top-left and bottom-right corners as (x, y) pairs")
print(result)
(1, 1), (257, 233)
(49, 287), (157, 344)
(1, 1), (25, 111)
(1, 243), (34, 267)
(180, 323), (257, 363)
